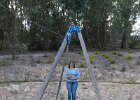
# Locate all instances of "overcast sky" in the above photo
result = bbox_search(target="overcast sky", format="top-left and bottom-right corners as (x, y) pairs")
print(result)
(132, 17), (140, 35)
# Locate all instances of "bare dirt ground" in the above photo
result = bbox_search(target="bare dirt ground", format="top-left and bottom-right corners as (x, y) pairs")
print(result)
(0, 51), (140, 100)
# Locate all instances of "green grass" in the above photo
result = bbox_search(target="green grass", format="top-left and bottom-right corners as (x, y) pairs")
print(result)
(127, 54), (132, 61)
(112, 51), (117, 55)
(82, 55), (85, 60)
(79, 63), (85, 68)
(35, 59), (41, 63)
(77, 48), (83, 55)
(0, 59), (12, 67)
(47, 57), (54, 63)
(102, 53), (110, 61)
(66, 59), (69, 64)
(112, 51), (122, 56)
(90, 54), (94, 63)
(125, 79), (136, 84)
(62, 53), (65, 57)
(117, 52), (122, 56)
(111, 64), (117, 70)
(95, 51), (99, 55)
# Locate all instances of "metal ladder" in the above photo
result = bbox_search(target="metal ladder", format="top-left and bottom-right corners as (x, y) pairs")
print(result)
(36, 25), (102, 100)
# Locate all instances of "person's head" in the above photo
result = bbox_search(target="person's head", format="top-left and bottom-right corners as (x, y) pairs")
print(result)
(68, 60), (75, 69)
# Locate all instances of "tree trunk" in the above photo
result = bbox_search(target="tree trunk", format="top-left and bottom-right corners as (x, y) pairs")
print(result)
(11, 12), (16, 60)
(9, 6), (17, 60)
(121, 33), (127, 49)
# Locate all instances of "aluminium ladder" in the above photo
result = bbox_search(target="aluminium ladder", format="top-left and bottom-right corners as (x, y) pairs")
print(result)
(36, 25), (102, 100)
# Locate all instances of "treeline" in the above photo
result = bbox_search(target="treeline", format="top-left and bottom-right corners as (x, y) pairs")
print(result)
(0, 0), (140, 53)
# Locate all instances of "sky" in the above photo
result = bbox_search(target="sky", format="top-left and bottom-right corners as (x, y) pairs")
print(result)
(132, 17), (140, 35)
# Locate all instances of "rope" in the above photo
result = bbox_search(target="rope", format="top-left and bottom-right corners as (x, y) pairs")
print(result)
(55, 45), (69, 100)
(0, 3), (64, 39)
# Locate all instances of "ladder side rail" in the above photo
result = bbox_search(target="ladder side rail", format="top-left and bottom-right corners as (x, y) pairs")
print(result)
(55, 46), (69, 100)
(78, 32), (102, 100)
(36, 36), (67, 100)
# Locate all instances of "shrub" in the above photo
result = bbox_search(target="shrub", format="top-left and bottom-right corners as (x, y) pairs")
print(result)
(82, 55), (85, 60)
(35, 59), (41, 63)
(111, 64), (117, 70)
(47, 57), (54, 63)
(95, 51), (99, 55)
(135, 43), (140, 49)
(112, 51), (122, 57)
(77, 48), (83, 55)
(117, 52), (122, 56)
(125, 79), (136, 84)
(16, 43), (28, 53)
(128, 36), (140, 49)
(121, 66), (126, 72)
(62, 53), (65, 57)
(127, 54), (132, 61)
(90, 54), (94, 63)
(79, 63), (85, 68)
(66, 59), (69, 64)
(0, 59), (12, 67)
(102, 53), (110, 61)
(112, 51), (117, 55)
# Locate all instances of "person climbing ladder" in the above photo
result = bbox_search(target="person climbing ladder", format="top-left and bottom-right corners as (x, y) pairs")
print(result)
(63, 60), (80, 100)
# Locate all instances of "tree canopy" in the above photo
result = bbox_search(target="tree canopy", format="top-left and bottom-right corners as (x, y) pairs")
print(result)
(0, 0), (140, 52)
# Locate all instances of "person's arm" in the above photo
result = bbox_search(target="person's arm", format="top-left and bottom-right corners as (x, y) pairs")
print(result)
(71, 68), (80, 80)
(63, 68), (67, 80)
(63, 68), (71, 80)
(66, 75), (71, 79)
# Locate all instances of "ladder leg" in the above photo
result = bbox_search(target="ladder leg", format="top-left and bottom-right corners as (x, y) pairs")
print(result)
(55, 46), (69, 100)
(77, 32), (102, 100)
(36, 36), (67, 100)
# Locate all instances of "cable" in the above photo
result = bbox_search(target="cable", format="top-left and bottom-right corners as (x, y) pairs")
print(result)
(16, 1), (79, 41)
(32, 21), (63, 38)
(0, 3), (64, 38)
(0, 2), (80, 41)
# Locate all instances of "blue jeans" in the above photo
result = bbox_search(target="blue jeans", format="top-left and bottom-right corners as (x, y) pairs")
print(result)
(66, 81), (78, 100)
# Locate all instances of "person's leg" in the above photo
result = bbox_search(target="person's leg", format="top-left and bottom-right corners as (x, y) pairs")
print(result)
(71, 81), (78, 100)
(67, 81), (72, 100)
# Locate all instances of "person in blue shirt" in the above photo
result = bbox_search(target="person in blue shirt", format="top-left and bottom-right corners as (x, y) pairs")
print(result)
(63, 60), (80, 100)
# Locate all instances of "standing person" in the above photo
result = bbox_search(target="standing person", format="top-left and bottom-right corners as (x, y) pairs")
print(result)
(63, 60), (80, 100)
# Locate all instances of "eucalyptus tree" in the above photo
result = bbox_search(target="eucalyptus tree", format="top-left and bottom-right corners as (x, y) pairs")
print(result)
(0, 0), (18, 59)
(110, 0), (140, 49)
